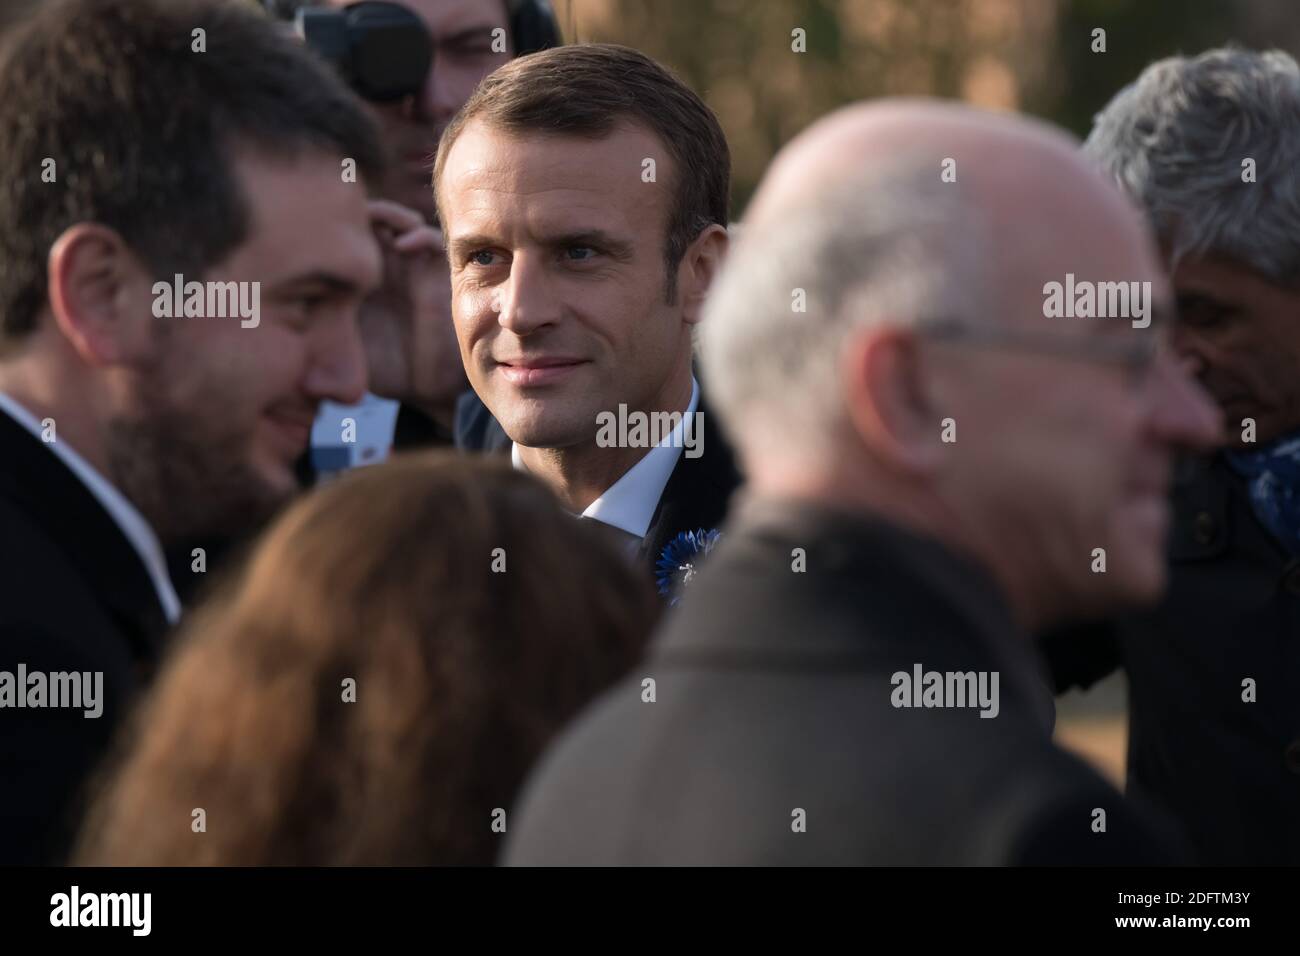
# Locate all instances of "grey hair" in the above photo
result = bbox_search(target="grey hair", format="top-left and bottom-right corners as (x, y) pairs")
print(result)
(1083, 47), (1300, 285)
(699, 159), (988, 466)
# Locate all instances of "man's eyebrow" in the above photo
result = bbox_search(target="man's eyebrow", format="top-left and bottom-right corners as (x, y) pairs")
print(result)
(447, 234), (500, 259)
(266, 272), (371, 296)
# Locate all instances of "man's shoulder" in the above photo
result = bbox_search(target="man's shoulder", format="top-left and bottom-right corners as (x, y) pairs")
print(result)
(0, 434), (167, 669)
(0, 489), (80, 594)
(1126, 450), (1294, 656)
(0, 493), (136, 661)
(0, 491), (144, 865)
(505, 659), (1175, 864)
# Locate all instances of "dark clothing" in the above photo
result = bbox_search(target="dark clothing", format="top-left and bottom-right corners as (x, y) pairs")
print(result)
(635, 409), (740, 577)
(1042, 453), (1300, 865)
(505, 498), (1184, 865)
(0, 410), (169, 864)
(165, 534), (250, 610)
(392, 401), (454, 451)
(453, 390), (509, 454)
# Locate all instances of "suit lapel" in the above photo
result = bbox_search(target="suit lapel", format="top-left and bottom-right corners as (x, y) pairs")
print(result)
(638, 394), (742, 571)
(0, 410), (169, 665)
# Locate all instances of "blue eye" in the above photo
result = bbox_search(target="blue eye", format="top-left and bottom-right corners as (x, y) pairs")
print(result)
(566, 246), (596, 261)
(469, 250), (497, 267)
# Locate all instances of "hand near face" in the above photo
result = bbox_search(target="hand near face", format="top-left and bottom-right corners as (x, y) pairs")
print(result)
(360, 199), (465, 407)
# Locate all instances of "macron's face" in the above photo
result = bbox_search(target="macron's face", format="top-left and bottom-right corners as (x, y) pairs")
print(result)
(440, 121), (694, 450)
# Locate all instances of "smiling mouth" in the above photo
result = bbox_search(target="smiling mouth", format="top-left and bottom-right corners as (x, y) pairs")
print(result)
(495, 359), (588, 387)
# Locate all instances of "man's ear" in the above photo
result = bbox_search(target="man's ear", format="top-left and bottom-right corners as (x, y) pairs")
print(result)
(841, 325), (945, 475)
(46, 223), (153, 367)
(677, 223), (729, 326)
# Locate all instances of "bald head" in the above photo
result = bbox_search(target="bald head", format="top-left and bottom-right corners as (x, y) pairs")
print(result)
(702, 98), (1218, 630)
(746, 100), (1157, 322)
(703, 99), (1167, 461)
(750, 100), (1101, 219)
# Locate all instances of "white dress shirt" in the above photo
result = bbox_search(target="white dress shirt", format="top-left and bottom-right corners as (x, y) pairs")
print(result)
(512, 377), (701, 547)
(0, 392), (182, 625)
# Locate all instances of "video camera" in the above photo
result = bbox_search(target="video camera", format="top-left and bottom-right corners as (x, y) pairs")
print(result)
(293, 0), (561, 102)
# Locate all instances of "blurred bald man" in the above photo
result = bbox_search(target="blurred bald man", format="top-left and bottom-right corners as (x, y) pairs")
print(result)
(504, 101), (1220, 866)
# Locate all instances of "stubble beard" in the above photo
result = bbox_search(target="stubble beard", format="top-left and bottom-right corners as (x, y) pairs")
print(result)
(104, 372), (290, 545)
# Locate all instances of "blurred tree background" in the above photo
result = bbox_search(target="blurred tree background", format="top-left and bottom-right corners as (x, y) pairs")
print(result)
(556, 0), (1299, 217)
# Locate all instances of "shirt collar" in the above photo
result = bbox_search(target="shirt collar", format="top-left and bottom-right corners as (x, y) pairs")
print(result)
(512, 376), (700, 540)
(0, 392), (182, 625)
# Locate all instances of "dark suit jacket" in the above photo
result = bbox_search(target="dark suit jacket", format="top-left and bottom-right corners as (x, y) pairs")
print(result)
(455, 388), (741, 582)
(0, 409), (170, 864)
(504, 498), (1185, 865)
(454, 390), (510, 454)
(1042, 453), (1300, 865)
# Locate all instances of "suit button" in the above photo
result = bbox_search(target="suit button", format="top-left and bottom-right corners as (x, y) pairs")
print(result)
(1284, 561), (1300, 597)
(1193, 512), (1217, 545)
(1286, 740), (1300, 775)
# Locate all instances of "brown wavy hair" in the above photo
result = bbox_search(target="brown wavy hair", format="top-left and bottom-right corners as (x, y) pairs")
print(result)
(75, 452), (658, 865)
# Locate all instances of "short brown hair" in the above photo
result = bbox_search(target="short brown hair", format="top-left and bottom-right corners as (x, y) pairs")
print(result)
(434, 43), (730, 301)
(0, 0), (384, 348)
(75, 453), (658, 865)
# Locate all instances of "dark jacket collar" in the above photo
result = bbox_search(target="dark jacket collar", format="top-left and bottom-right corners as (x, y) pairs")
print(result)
(453, 390), (510, 453)
(0, 407), (168, 663)
(637, 392), (741, 571)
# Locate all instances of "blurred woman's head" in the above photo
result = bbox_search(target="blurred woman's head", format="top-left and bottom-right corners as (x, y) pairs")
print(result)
(76, 452), (658, 865)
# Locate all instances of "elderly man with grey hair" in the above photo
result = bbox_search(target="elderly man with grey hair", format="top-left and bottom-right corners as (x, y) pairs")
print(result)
(1044, 48), (1300, 865)
(504, 99), (1219, 865)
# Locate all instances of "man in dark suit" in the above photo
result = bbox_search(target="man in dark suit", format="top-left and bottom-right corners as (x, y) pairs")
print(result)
(504, 100), (1221, 865)
(1043, 48), (1300, 864)
(433, 44), (739, 587)
(0, 0), (385, 863)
